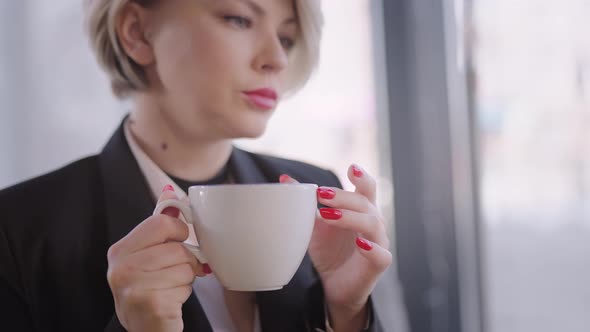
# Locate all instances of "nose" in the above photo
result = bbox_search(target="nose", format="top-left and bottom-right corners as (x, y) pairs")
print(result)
(252, 32), (289, 74)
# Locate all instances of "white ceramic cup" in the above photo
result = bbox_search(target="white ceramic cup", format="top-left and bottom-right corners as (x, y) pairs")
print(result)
(153, 183), (318, 291)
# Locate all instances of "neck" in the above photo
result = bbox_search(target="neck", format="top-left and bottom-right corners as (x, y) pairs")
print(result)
(129, 95), (233, 182)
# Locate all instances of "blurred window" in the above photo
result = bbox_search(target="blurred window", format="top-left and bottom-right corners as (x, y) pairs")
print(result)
(471, 1), (590, 331)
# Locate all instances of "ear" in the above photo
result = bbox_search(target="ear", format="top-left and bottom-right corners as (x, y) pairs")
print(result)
(116, 2), (155, 66)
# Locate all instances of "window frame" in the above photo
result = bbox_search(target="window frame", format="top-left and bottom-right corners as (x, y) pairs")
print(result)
(377, 0), (485, 331)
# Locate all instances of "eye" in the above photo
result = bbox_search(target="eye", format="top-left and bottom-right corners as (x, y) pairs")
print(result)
(223, 15), (252, 29)
(279, 37), (295, 51)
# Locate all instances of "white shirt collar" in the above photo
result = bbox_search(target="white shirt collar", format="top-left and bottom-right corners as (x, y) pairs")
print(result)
(123, 118), (189, 202)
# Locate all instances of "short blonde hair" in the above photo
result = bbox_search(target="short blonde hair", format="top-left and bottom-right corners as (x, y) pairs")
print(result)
(84, 0), (324, 98)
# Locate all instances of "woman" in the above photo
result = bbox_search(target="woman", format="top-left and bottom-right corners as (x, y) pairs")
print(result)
(0, 0), (392, 331)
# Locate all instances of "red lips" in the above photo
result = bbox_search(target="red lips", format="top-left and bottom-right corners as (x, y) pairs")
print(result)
(243, 88), (278, 100)
(242, 88), (278, 111)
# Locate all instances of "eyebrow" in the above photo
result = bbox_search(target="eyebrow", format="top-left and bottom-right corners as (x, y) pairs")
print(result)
(234, 0), (298, 26)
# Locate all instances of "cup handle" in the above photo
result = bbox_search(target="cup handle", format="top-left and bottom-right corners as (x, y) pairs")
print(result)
(153, 199), (208, 264)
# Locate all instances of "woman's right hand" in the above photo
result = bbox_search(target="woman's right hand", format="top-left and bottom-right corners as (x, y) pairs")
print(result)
(106, 185), (209, 332)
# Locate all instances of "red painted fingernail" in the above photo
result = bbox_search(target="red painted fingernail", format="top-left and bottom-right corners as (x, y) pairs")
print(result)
(162, 184), (174, 192)
(319, 208), (342, 220)
(203, 264), (212, 274)
(317, 187), (336, 199)
(352, 165), (363, 178)
(161, 207), (180, 218)
(356, 237), (373, 251)
(279, 174), (291, 183)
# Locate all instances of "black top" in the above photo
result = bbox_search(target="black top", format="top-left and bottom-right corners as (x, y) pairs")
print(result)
(0, 118), (382, 332)
(167, 161), (230, 193)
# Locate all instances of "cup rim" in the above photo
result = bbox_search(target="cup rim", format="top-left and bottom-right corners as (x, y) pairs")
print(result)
(188, 183), (318, 192)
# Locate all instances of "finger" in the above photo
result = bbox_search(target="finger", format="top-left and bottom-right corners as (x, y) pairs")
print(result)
(128, 285), (193, 319)
(108, 185), (191, 257)
(128, 242), (203, 273)
(317, 186), (375, 214)
(348, 164), (377, 205)
(167, 285), (194, 305)
(109, 214), (190, 256)
(151, 285), (194, 313)
(159, 185), (180, 218)
(279, 174), (299, 184)
(355, 237), (392, 274)
(139, 263), (202, 290)
(318, 208), (384, 242)
(108, 216), (190, 259)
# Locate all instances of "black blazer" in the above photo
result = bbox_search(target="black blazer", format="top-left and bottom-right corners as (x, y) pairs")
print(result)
(0, 120), (383, 331)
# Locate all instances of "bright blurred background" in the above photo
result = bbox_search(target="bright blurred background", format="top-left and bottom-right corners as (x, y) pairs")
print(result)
(473, 0), (590, 331)
(0, 0), (588, 331)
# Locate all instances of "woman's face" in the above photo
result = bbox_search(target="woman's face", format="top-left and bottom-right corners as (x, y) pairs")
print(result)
(145, 0), (298, 140)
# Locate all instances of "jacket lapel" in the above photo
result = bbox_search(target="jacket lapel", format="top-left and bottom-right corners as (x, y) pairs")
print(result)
(228, 147), (269, 184)
(98, 119), (153, 249)
(98, 119), (213, 332)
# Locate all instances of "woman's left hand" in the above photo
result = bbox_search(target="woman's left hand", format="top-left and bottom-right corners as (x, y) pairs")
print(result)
(280, 164), (392, 330)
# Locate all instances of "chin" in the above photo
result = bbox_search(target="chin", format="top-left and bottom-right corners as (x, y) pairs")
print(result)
(226, 119), (269, 139)
(230, 111), (272, 139)
(237, 125), (268, 139)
